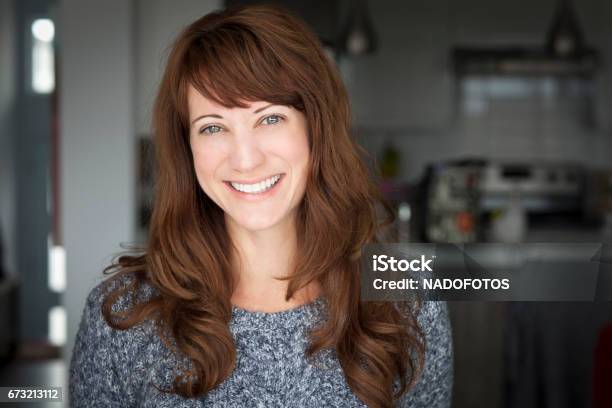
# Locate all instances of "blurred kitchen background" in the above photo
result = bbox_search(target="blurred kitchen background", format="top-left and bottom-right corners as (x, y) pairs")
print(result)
(1, 0), (612, 407)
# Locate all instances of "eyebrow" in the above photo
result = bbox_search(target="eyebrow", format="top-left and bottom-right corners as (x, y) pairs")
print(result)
(190, 104), (277, 126)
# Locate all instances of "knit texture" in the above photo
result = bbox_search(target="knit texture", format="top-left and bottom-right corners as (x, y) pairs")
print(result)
(69, 274), (453, 407)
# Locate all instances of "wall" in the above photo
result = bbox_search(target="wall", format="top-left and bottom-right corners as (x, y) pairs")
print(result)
(135, 0), (223, 136)
(345, 0), (612, 183)
(341, 0), (452, 131)
(60, 0), (136, 362)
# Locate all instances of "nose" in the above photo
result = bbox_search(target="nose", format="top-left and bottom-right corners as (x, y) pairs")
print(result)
(228, 127), (265, 174)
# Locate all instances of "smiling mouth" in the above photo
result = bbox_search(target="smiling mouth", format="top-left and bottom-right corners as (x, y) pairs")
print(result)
(225, 173), (284, 194)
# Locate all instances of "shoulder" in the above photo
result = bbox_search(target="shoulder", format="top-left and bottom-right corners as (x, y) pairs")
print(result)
(395, 299), (452, 343)
(77, 270), (155, 333)
(71, 272), (160, 369)
(90, 272), (158, 315)
(69, 272), (164, 407)
(417, 301), (453, 379)
(416, 301), (451, 345)
(399, 300), (454, 408)
(80, 271), (161, 344)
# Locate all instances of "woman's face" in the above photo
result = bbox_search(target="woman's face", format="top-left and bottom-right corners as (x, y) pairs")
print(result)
(187, 85), (310, 232)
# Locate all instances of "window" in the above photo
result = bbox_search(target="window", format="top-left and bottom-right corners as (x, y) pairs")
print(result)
(31, 18), (55, 94)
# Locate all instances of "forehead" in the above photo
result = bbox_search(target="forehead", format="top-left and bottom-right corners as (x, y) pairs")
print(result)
(187, 84), (270, 117)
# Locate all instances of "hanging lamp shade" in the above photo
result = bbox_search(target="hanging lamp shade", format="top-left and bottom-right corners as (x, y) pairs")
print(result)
(545, 0), (585, 58)
(337, 0), (378, 56)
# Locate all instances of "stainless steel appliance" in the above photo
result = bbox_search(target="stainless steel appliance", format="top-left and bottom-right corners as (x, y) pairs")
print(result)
(478, 160), (584, 214)
(422, 159), (598, 243)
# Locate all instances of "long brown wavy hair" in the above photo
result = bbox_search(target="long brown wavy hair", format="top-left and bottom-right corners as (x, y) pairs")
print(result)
(101, 4), (425, 407)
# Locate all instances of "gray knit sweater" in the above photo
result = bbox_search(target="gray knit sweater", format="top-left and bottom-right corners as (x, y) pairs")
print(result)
(69, 275), (453, 407)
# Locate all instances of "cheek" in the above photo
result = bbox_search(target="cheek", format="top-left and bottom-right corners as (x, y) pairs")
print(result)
(293, 134), (311, 178)
(272, 128), (310, 171)
(191, 142), (224, 188)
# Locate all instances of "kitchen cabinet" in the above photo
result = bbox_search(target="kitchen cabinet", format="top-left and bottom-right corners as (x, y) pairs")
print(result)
(450, 0), (612, 135)
(344, 0), (612, 135)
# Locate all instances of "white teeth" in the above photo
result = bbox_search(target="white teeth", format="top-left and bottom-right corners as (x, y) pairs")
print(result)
(230, 174), (281, 194)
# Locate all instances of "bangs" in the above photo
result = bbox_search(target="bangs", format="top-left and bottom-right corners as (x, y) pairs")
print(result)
(180, 24), (304, 117)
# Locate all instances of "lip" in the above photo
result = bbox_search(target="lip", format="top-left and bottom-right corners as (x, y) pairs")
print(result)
(225, 173), (284, 185)
(224, 174), (285, 200)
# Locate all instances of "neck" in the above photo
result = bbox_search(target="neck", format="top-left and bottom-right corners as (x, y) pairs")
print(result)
(226, 214), (320, 311)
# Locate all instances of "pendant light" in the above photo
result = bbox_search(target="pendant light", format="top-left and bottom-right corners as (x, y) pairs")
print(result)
(545, 0), (585, 58)
(337, 0), (377, 56)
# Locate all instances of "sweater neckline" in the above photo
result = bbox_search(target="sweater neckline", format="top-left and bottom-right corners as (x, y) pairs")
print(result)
(230, 295), (327, 331)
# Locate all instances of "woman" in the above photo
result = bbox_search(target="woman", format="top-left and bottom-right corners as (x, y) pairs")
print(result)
(69, 4), (453, 407)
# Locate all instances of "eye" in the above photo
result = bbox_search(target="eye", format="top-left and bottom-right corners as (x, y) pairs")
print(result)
(261, 114), (284, 126)
(199, 124), (223, 135)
